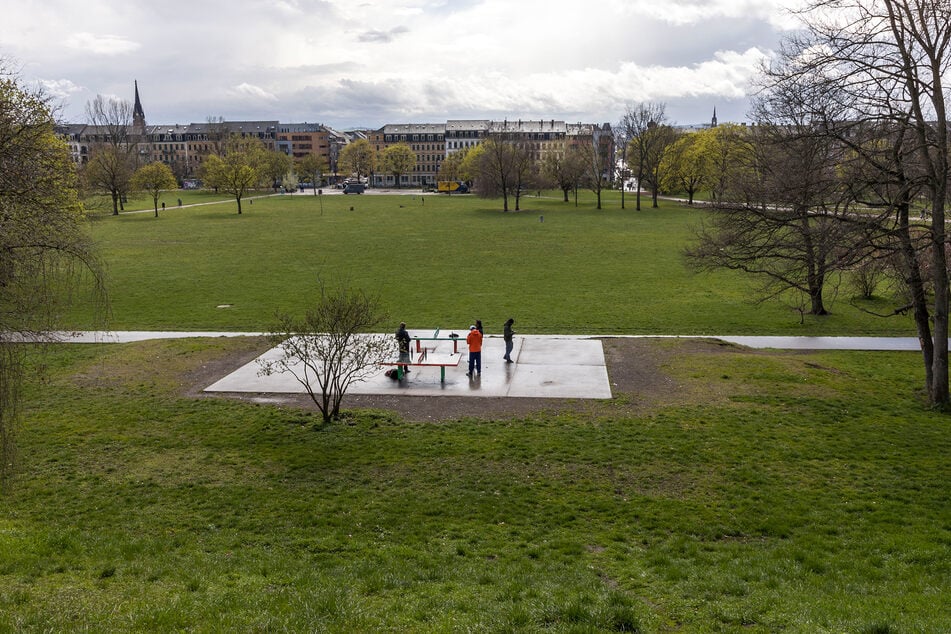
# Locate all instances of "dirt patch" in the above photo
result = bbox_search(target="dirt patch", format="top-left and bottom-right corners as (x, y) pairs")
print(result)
(187, 336), (743, 422)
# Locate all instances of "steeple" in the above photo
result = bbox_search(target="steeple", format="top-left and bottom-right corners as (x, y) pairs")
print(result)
(711, 107), (718, 128)
(132, 80), (146, 132)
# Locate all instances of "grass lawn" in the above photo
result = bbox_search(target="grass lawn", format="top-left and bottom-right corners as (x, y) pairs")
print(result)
(72, 190), (916, 336)
(1, 338), (947, 632)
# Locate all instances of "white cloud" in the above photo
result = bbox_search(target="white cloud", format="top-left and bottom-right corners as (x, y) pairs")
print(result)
(7, 0), (793, 126)
(232, 83), (279, 101)
(36, 78), (83, 100)
(64, 32), (141, 55)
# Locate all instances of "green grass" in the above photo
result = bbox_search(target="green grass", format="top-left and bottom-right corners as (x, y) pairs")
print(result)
(72, 190), (915, 335)
(1, 338), (948, 632)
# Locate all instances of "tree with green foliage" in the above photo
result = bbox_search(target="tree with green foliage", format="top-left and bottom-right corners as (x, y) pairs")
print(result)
(295, 154), (328, 194)
(437, 148), (467, 184)
(338, 138), (376, 182)
(660, 130), (708, 205)
(0, 68), (103, 487)
(380, 142), (416, 188)
(699, 124), (754, 204)
(258, 279), (391, 424)
(200, 135), (266, 214)
(260, 149), (292, 191)
(130, 162), (178, 217)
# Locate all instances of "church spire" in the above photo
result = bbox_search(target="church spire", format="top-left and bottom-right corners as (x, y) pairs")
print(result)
(132, 80), (146, 132)
(711, 107), (718, 128)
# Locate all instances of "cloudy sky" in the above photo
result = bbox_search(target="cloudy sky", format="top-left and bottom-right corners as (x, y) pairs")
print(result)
(2, 0), (804, 129)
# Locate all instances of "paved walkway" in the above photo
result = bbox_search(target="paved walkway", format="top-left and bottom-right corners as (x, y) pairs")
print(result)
(35, 331), (927, 401)
(45, 331), (925, 350)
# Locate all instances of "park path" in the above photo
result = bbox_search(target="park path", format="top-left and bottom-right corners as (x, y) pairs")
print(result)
(41, 331), (924, 351)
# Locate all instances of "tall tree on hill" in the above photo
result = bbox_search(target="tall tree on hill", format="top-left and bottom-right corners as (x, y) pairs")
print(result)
(0, 67), (103, 487)
(776, 0), (951, 405)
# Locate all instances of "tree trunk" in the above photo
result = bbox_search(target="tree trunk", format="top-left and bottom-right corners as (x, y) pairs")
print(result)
(896, 202), (936, 393)
(929, 198), (949, 405)
(236, 196), (243, 215)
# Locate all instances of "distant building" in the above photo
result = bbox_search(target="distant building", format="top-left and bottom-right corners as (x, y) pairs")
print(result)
(56, 82), (618, 187)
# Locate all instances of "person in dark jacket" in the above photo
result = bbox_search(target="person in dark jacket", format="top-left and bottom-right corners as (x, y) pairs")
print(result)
(503, 318), (515, 363)
(395, 322), (411, 375)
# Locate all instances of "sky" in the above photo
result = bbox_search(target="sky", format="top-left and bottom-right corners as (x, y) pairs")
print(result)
(2, 0), (805, 130)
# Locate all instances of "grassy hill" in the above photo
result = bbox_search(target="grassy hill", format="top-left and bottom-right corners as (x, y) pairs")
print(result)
(1, 337), (947, 631)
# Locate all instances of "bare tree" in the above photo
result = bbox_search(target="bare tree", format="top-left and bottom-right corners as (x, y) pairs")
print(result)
(84, 95), (142, 214)
(258, 280), (391, 424)
(622, 102), (668, 210)
(510, 140), (537, 211)
(687, 118), (861, 317)
(641, 124), (679, 208)
(576, 126), (614, 210)
(470, 135), (517, 211)
(542, 146), (586, 205)
(765, 0), (951, 404)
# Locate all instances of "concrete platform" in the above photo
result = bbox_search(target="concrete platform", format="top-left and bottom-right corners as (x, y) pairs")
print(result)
(204, 333), (613, 399)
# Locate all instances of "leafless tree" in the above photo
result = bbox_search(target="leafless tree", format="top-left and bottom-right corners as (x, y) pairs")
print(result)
(542, 146), (586, 205)
(84, 95), (142, 214)
(622, 102), (669, 210)
(764, 0), (951, 405)
(686, 116), (861, 317)
(576, 126), (614, 210)
(258, 280), (391, 424)
(470, 135), (517, 211)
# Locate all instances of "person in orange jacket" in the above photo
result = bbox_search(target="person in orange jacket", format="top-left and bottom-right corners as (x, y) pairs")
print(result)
(466, 324), (483, 377)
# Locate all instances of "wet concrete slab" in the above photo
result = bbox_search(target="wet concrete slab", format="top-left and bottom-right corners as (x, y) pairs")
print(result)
(204, 333), (613, 400)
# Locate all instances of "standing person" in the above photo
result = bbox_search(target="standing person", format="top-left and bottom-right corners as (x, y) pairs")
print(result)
(466, 325), (483, 377)
(395, 322), (411, 376)
(503, 318), (515, 363)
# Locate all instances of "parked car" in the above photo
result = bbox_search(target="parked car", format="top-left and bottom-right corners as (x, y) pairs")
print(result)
(343, 183), (365, 194)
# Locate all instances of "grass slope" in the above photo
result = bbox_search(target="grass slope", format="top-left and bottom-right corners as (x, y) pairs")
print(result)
(74, 191), (914, 335)
(1, 339), (948, 632)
